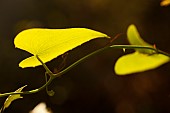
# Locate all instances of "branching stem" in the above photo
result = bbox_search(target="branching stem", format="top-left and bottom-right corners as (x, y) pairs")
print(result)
(0, 45), (169, 97)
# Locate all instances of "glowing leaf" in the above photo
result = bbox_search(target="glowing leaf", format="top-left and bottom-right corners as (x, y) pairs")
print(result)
(14, 28), (109, 68)
(1, 85), (27, 112)
(127, 24), (155, 54)
(160, 0), (170, 6)
(115, 52), (169, 75)
(114, 24), (170, 75)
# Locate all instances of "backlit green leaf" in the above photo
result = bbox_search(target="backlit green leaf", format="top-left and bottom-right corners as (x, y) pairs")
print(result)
(127, 24), (155, 54)
(14, 28), (109, 68)
(114, 52), (169, 75)
(115, 24), (170, 75)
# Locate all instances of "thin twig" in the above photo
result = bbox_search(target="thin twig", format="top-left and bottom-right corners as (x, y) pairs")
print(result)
(0, 44), (169, 97)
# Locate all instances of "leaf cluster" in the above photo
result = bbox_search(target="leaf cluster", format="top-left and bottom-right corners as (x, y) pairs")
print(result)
(0, 24), (169, 112)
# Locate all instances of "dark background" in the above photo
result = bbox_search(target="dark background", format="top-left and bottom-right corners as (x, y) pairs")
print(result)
(0, 0), (170, 113)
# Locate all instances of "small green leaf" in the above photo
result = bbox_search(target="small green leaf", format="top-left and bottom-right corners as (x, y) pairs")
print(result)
(115, 24), (170, 75)
(127, 24), (155, 54)
(115, 52), (169, 75)
(2, 85), (27, 111)
(14, 28), (109, 68)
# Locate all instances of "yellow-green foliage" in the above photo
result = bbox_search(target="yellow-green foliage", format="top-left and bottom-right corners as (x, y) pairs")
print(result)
(14, 28), (109, 68)
(114, 25), (170, 75)
(2, 85), (27, 111)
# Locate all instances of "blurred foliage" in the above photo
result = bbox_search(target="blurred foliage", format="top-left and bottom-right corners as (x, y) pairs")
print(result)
(161, 0), (170, 6)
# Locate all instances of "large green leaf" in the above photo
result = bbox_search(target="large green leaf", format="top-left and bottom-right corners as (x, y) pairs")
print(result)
(114, 24), (170, 75)
(14, 28), (109, 68)
(115, 52), (169, 75)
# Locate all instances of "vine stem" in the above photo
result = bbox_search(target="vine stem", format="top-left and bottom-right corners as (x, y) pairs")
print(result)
(0, 45), (169, 97)
(53, 45), (170, 78)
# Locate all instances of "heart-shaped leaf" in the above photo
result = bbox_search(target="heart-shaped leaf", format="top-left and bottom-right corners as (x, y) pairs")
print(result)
(114, 24), (170, 75)
(114, 52), (169, 75)
(14, 28), (109, 68)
